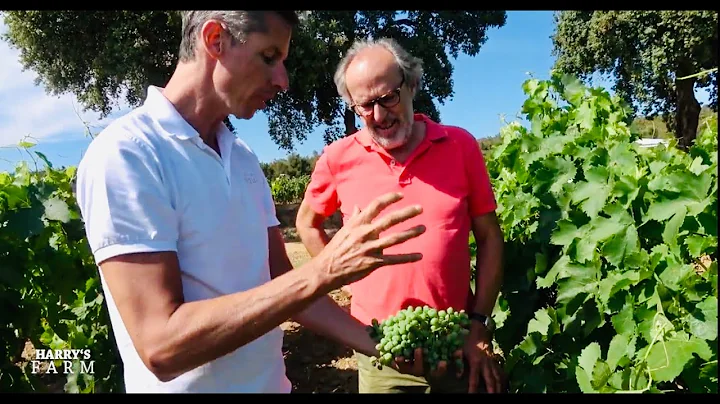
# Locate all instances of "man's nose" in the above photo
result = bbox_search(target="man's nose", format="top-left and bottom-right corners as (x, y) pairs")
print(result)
(272, 63), (289, 91)
(373, 102), (389, 121)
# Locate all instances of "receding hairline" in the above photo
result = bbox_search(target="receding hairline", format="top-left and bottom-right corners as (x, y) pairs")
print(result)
(334, 37), (424, 106)
(344, 47), (404, 90)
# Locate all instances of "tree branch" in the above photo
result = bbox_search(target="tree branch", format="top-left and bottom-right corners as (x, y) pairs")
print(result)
(393, 18), (416, 28)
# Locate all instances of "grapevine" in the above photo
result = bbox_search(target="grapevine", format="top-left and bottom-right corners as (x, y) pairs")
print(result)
(1, 149), (123, 393)
(476, 70), (718, 393)
(367, 306), (471, 373)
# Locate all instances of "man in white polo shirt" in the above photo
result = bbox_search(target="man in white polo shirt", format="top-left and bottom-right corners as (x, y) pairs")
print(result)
(75, 10), (430, 393)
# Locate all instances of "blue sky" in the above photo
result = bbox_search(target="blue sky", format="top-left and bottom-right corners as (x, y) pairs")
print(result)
(0, 11), (712, 173)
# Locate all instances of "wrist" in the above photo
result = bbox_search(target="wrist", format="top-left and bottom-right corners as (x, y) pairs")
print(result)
(470, 320), (491, 338)
(302, 256), (334, 297)
(468, 312), (495, 338)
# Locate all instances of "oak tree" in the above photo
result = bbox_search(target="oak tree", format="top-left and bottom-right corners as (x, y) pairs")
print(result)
(2, 10), (506, 151)
(551, 11), (718, 148)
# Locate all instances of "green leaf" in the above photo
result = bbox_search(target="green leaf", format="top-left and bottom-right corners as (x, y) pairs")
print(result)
(578, 342), (601, 380)
(526, 307), (559, 338)
(571, 180), (610, 219)
(598, 270), (642, 306)
(42, 197), (72, 223)
(576, 101), (596, 130)
(662, 204), (687, 247)
(606, 334), (629, 371)
(645, 332), (713, 383)
(644, 197), (692, 223)
(658, 261), (695, 292)
(591, 361), (612, 390)
(561, 73), (585, 106)
(684, 234), (716, 258)
(684, 296), (718, 341)
(611, 303), (636, 336)
(601, 225), (641, 267)
(550, 219), (580, 247)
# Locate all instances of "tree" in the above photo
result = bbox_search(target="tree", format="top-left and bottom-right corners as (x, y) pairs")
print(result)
(2, 10), (506, 152)
(551, 11), (718, 148)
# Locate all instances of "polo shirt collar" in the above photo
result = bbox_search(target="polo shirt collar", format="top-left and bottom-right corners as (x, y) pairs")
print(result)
(141, 86), (203, 141)
(354, 113), (447, 149)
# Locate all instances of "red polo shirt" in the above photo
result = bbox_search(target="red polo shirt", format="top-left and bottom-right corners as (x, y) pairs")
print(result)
(304, 114), (497, 325)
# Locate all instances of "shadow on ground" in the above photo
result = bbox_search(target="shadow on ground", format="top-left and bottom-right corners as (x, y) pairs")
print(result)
(282, 322), (359, 393)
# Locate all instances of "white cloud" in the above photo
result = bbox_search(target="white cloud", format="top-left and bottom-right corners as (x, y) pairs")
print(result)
(0, 15), (130, 147)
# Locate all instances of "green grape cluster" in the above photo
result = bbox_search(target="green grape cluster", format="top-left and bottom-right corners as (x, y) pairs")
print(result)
(366, 305), (471, 372)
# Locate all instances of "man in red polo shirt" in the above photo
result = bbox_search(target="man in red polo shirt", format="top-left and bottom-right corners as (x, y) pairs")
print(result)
(296, 37), (505, 394)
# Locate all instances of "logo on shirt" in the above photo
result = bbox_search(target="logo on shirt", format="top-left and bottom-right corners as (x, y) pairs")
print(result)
(244, 172), (258, 184)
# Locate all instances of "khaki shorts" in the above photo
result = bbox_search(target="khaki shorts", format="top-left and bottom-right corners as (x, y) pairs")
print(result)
(355, 351), (482, 394)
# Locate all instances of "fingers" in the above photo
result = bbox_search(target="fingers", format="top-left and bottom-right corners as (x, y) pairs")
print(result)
(370, 204), (423, 233)
(468, 361), (480, 394)
(378, 253), (423, 266)
(412, 348), (423, 376)
(367, 225), (426, 251)
(453, 349), (464, 378)
(356, 192), (405, 223)
(483, 361), (496, 393)
(432, 360), (447, 378)
(490, 361), (504, 393)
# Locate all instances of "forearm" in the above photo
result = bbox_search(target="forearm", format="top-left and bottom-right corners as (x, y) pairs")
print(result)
(147, 263), (326, 381)
(268, 226), (374, 357)
(293, 295), (378, 357)
(297, 223), (330, 257)
(472, 232), (504, 316)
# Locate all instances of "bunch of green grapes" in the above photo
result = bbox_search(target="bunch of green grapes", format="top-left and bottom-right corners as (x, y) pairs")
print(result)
(366, 305), (471, 372)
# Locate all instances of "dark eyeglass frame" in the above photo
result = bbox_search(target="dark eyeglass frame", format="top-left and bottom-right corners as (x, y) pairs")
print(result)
(350, 75), (406, 117)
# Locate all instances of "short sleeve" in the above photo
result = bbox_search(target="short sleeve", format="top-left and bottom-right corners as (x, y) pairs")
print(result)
(75, 133), (179, 265)
(462, 133), (498, 218)
(303, 149), (339, 217)
(261, 174), (281, 228)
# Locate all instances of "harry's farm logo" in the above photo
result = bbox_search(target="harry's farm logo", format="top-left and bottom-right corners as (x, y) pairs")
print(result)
(31, 349), (94, 376)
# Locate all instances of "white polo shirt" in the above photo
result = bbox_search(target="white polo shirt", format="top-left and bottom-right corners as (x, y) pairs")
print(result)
(75, 86), (291, 393)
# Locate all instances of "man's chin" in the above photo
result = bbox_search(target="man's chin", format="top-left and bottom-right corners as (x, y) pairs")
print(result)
(373, 135), (407, 150)
(372, 129), (412, 150)
(232, 108), (258, 121)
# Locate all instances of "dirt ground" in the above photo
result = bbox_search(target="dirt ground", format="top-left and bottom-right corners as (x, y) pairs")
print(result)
(281, 241), (359, 394)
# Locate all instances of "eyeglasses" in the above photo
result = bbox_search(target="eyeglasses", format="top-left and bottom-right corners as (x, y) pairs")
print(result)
(350, 75), (405, 117)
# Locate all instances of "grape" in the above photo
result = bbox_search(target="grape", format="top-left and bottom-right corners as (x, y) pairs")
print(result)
(365, 305), (472, 373)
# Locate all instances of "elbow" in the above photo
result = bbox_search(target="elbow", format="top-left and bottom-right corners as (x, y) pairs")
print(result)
(295, 203), (316, 234)
(146, 351), (180, 383)
(140, 341), (182, 383)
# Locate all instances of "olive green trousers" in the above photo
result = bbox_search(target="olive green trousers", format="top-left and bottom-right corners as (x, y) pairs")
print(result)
(355, 351), (481, 394)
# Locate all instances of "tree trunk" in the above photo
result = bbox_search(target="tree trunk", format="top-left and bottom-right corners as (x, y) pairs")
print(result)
(674, 76), (701, 149)
(344, 108), (357, 135)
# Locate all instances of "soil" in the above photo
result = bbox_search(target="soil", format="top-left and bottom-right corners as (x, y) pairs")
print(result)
(281, 242), (359, 394)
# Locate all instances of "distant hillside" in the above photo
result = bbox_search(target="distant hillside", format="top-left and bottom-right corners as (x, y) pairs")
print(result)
(475, 106), (718, 155)
(629, 106), (717, 140)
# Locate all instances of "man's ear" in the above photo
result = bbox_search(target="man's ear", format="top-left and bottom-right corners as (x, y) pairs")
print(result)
(200, 19), (226, 60)
(409, 82), (419, 99)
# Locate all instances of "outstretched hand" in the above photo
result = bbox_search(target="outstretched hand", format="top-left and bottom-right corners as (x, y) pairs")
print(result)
(313, 192), (426, 291)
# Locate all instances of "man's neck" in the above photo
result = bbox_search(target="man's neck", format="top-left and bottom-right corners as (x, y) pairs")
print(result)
(162, 62), (227, 147)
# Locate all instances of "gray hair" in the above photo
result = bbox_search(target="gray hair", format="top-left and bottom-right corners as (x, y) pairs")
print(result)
(178, 11), (299, 62)
(334, 37), (424, 106)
